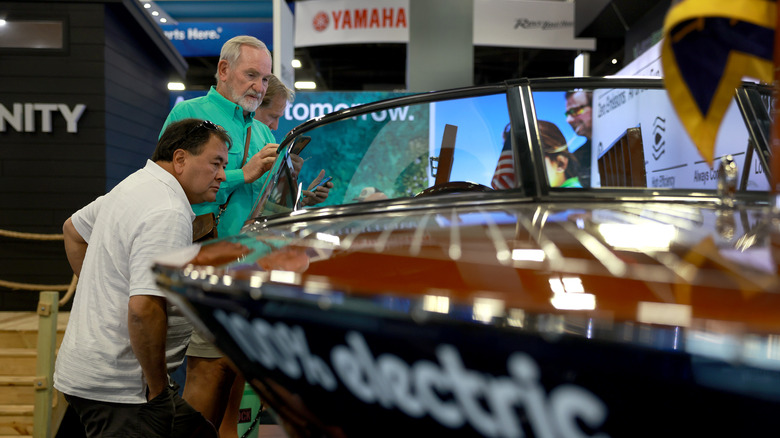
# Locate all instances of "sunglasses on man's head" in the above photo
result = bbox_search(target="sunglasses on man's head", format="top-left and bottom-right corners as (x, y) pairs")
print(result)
(190, 120), (227, 135)
(171, 120), (228, 151)
(565, 105), (590, 117)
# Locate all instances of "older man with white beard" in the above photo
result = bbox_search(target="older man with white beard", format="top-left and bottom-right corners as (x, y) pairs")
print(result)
(161, 35), (282, 238)
(159, 35), (296, 434)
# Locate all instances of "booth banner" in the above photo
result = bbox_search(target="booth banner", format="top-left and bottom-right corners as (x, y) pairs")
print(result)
(295, 0), (593, 50)
(590, 88), (767, 191)
(612, 40), (768, 191)
(616, 40), (663, 77)
(473, 0), (595, 50)
(295, 0), (409, 48)
(160, 22), (273, 57)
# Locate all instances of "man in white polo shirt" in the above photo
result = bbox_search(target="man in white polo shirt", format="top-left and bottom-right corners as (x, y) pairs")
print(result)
(54, 118), (231, 438)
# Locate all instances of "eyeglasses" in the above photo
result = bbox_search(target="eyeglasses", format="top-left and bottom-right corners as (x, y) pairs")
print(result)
(564, 105), (590, 118)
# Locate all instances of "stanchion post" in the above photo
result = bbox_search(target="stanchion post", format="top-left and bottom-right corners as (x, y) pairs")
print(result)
(33, 291), (59, 438)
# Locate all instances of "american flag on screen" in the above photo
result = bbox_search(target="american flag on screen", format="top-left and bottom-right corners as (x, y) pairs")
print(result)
(491, 124), (515, 190)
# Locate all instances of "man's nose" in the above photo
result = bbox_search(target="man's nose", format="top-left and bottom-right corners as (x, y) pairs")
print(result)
(217, 167), (226, 181)
(255, 81), (267, 96)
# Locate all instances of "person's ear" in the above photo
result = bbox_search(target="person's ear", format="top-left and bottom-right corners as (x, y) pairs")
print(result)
(172, 149), (188, 174)
(556, 155), (568, 172)
(217, 59), (230, 82)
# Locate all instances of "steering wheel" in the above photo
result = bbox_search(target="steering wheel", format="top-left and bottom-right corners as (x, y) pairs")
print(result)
(415, 181), (494, 197)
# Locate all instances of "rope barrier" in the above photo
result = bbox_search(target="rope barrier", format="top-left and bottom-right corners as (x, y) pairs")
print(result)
(59, 275), (78, 307)
(0, 228), (75, 306)
(0, 228), (64, 241)
(0, 279), (71, 291)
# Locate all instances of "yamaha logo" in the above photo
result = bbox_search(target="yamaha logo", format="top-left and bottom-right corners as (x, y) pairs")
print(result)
(313, 11), (329, 32)
(311, 8), (407, 32)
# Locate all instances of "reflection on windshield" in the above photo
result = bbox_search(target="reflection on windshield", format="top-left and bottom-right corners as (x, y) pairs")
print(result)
(533, 88), (767, 191)
(249, 84), (768, 221)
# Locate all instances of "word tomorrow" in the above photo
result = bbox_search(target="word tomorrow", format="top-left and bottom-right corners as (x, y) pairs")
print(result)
(285, 102), (412, 122)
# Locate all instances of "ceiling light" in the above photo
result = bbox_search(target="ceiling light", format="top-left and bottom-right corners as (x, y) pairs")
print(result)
(295, 81), (316, 90)
(611, 58), (618, 64)
(140, 1), (177, 25)
(168, 82), (185, 91)
(291, 59), (302, 68)
(0, 19), (6, 26)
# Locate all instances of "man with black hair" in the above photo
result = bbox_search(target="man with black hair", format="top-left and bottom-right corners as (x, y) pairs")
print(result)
(54, 118), (230, 437)
(565, 89), (593, 188)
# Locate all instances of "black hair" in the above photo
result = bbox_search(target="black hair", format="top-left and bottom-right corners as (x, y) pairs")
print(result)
(152, 118), (232, 162)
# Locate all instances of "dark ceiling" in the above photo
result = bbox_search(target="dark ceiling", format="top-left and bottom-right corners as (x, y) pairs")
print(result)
(155, 0), (663, 92)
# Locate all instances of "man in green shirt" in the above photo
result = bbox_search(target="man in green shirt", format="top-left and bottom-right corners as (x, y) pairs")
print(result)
(161, 36), (280, 238)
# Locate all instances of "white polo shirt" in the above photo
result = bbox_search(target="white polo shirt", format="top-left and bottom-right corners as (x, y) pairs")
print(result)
(54, 160), (195, 404)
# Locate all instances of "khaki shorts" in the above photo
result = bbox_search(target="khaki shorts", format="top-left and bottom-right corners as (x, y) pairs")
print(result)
(185, 328), (223, 358)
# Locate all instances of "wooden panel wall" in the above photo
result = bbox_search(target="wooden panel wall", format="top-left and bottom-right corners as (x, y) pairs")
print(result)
(103, 6), (172, 190)
(0, 2), (106, 310)
(0, 2), (179, 310)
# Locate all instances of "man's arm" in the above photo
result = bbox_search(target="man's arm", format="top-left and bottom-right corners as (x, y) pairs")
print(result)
(128, 294), (169, 400)
(63, 217), (87, 277)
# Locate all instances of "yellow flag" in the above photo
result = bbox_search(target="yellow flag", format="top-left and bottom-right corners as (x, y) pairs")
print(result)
(661, 0), (775, 166)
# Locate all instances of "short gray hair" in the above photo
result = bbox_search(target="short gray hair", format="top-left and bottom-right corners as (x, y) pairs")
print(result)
(261, 74), (295, 108)
(214, 35), (271, 81)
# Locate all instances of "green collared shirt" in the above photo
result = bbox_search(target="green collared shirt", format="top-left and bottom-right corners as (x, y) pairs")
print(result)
(160, 87), (276, 236)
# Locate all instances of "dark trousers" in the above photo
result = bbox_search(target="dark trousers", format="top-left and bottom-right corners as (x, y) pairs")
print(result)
(64, 384), (216, 438)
